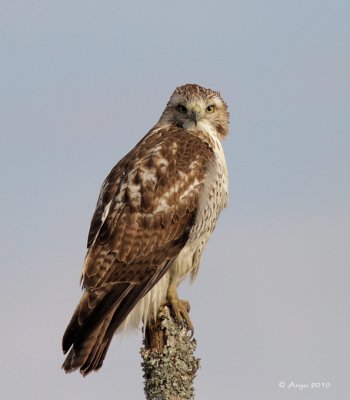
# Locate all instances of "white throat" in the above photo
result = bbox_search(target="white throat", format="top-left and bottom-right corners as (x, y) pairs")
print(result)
(183, 119), (218, 140)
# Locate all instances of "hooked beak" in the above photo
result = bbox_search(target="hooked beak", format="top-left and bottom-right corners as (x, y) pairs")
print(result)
(190, 106), (201, 126)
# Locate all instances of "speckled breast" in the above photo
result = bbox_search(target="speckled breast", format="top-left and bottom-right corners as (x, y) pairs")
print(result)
(190, 148), (228, 244)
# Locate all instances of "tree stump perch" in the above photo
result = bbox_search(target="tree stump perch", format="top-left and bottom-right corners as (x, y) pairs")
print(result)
(140, 306), (200, 400)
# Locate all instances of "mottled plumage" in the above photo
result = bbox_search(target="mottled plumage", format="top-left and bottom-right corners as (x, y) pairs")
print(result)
(62, 83), (229, 375)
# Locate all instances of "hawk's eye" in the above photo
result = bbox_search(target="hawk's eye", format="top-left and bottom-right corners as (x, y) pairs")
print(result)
(206, 105), (216, 113)
(177, 104), (187, 114)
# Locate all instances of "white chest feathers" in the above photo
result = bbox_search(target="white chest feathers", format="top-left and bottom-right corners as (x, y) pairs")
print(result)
(170, 133), (228, 284)
(192, 133), (228, 241)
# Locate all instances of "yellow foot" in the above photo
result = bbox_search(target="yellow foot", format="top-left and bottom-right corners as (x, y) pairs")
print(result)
(167, 285), (194, 335)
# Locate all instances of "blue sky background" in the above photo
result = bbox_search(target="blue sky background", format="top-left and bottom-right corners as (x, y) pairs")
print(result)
(1, 1), (349, 399)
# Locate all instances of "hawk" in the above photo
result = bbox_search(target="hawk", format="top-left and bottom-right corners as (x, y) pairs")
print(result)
(62, 83), (229, 375)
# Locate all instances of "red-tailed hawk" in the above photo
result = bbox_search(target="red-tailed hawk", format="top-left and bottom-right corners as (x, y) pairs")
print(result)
(62, 83), (229, 375)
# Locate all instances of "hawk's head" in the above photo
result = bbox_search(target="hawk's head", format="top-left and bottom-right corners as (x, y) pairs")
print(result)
(159, 84), (229, 139)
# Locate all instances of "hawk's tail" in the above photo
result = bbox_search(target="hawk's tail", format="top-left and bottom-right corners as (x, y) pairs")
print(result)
(62, 282), (134, 375)
(62, 305), (116, 375)
(61, 281), (151, 375)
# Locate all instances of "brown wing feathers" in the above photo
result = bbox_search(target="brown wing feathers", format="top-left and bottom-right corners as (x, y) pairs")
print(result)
(62, 127), (214, 374)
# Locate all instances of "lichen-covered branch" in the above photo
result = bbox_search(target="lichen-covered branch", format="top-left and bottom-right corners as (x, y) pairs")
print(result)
(140, 306), (200, 400)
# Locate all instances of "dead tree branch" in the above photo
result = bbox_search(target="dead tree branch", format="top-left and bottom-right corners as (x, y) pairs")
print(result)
(141, 306), (200, 400)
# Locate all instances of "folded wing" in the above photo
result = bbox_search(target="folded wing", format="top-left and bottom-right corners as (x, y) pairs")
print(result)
(62, 126), (214, 374)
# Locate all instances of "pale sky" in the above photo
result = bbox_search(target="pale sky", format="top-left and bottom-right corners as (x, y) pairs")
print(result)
(1, 1), (349, 399)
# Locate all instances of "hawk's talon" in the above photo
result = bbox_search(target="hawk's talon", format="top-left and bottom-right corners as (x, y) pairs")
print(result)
(167, 285), (194, 334)
(170, 299), (193, 334)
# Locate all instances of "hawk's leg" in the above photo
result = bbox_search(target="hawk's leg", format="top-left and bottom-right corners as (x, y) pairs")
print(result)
(166, 283), (194, 334)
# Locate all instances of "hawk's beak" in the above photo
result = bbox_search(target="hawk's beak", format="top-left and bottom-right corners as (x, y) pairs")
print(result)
(190, 106), (201, 126)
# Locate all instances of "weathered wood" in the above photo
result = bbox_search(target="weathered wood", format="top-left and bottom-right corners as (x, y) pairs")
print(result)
(141, 306), (200, 400)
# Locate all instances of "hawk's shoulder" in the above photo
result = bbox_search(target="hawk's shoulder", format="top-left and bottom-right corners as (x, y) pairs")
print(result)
(87, 125), (215, 250)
